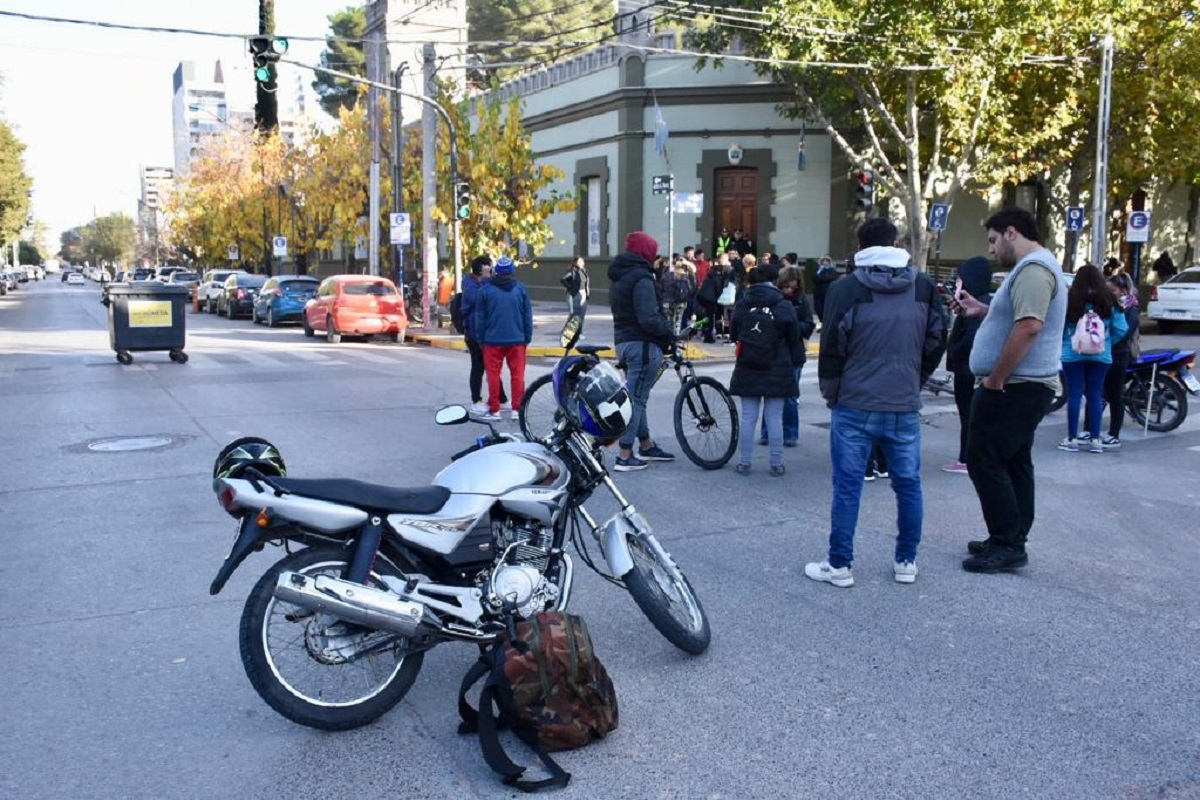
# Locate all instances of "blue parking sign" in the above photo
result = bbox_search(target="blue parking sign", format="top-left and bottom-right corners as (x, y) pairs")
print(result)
(1066, 206), (1085, 232)
(929, 203), (949, 231)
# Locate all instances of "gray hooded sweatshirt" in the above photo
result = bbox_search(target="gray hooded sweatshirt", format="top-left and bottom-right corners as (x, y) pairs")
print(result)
(817, 246), (947, 412)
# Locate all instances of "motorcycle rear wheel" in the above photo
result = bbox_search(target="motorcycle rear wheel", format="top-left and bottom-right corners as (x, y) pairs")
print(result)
(1124, 373), (1188, 433)
(239, 546), (424, 731)
(622, 534), (711, 654)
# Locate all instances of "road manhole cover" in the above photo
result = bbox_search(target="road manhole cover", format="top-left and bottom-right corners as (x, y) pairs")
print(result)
(86, 435), (179, 453)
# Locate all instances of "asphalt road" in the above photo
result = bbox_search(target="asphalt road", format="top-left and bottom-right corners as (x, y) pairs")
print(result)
(2, 278), (1199, 799)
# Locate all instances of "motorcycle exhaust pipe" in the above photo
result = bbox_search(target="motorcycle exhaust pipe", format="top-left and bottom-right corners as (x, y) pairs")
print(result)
(273, 571), (428, 638)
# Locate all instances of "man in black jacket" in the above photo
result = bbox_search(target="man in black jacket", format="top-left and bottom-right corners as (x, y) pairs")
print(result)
(608, 231), (677, 472)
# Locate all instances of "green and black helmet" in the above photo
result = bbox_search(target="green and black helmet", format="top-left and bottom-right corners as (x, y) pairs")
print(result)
(212, 437), (287, 481)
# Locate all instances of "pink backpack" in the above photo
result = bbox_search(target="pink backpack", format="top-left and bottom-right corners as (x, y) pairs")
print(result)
(1071, 310), (1106, 355)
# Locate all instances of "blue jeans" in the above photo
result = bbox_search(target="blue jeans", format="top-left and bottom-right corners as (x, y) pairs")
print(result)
(762, 365), (803, 442)
(616, 341), (662, 450)
(1063, 360), (1110, 439)
(828, 405), (924, 568)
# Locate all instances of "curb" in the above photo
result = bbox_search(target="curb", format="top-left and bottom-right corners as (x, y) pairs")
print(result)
(404, 331), (819, 361)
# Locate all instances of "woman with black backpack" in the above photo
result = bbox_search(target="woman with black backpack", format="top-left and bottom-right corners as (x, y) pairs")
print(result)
(729, 261), (803, 476)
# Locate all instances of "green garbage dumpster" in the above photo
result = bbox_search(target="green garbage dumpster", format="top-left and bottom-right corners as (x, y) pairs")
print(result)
(103, 281), (189, 364)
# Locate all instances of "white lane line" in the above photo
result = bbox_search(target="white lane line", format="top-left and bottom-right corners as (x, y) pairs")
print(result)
(182, 353), (222, 369)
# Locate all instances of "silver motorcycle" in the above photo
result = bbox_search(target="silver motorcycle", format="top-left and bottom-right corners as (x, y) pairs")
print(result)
(208, 316), (710, 731)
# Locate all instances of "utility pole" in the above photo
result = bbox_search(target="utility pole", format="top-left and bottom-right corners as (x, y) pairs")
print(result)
(1090, 33), (1114, 267)
(392, 65), (407, 289)
(365, 1), (388, 277)
(255, 0), (277, 277)
(422, 43), (437, 329)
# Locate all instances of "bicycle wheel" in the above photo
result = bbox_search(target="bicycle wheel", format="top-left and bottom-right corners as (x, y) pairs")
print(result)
(519, 373), (559, 442)
(673, 376), (738, 469)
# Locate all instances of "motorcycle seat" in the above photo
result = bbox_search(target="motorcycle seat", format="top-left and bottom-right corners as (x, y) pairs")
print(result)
(270, 478), (451, 514)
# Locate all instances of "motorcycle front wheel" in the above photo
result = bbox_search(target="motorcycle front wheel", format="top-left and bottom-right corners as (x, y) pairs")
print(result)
(239, 546), (425, 731)
(1124, 373), (1188, 432)
(622, 534), (711, 654)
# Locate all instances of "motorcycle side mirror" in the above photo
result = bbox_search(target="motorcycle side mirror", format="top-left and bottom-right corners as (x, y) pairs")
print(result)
(560, 313), (583, 350)
(434, 405), (470, 426)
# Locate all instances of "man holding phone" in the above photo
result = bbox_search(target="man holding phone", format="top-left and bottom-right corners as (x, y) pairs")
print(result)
(951, 208), (1066, 574)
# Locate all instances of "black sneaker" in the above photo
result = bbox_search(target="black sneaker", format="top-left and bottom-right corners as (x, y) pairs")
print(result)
(614, 455), (649, 472)
(967, 539), (992, 555)
(962, 546), (1028, 573)
(638, 445), (675, 462)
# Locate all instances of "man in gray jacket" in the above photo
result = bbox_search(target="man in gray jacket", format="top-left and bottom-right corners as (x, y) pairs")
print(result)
(807, 218), (947, 587)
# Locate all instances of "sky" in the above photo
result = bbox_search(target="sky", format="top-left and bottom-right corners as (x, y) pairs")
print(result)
(0, 1), (356, 249)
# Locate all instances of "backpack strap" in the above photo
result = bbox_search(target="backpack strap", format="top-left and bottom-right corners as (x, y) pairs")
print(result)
(477, 683), (572, 793)
(457, 655), (492, 734)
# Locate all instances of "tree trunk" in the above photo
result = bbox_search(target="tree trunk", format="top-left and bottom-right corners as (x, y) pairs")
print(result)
(1185, 183), (1199, 267)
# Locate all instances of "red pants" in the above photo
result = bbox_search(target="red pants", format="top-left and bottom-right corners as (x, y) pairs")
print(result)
(483, 344), (526, 413)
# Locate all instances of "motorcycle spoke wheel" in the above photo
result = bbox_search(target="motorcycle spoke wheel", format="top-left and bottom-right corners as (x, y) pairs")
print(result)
(239, 547), (423, 731)
(1124, 374), (1188, 433)
(622, 535), (710, 654)
(674, 376), (738, 470)
(518, 373), (557, 442)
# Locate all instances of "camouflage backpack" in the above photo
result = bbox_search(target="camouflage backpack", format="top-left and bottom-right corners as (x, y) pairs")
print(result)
(458, 611), (619, 792)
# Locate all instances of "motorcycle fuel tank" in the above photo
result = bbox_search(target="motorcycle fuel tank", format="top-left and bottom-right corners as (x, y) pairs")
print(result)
(434, 442), (569, 496)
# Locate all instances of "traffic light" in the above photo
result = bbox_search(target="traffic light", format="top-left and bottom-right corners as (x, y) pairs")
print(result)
(248, 36), (288, 84)
(854, 169), (875, 212)
(455, 181), (472, 220)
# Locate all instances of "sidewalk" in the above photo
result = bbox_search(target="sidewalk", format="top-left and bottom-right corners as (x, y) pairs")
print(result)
(405, 299), (819, 361)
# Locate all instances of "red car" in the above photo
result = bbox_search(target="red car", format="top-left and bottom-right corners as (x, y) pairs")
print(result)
(302, 275), (407, 343)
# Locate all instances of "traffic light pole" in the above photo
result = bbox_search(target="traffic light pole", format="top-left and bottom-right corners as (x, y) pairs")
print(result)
(278, 57), (460, 325)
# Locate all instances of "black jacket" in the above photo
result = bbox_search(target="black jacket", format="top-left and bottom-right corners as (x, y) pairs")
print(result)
(608, 252), (675, 350)
(729, 283), (803, 398)
(786, 291), (817, 366)
(696, 267), (726, 307)
(945, 257), (992, 375)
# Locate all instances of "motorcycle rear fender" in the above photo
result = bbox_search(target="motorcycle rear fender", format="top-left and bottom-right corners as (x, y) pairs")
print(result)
(208, 513), (354, 596)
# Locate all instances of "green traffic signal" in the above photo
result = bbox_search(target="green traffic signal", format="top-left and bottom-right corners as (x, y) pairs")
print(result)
(254, 65), (271, 83)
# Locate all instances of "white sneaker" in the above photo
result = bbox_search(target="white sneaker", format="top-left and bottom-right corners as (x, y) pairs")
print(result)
(894, 561), (918, 584)
(804, 561), (854, 588)
(504, 409), (516, 421)
(469, 401), (488, 415)
(477, 411), (501, 422)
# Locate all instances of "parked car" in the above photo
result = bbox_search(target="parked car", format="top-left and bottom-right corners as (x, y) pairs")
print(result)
(113, 271), (131, 283)
(217, 273), (267, 319)
(60, 269), (74, 283)
(200, 269), (247, 313)
(66, 272), (86, 286)
(1147, 266), (1200, 333)
(302, 275), (407, 343)
(132, 268), (155, 281)
(252, 275), (320, 327)
(2, 268), (21, 291)
(166, 270), (202, 301)
(155, 266), (185, 282)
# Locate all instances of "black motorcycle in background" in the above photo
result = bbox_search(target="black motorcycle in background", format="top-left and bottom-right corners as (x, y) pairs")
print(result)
(1048, 348), (1199, 432)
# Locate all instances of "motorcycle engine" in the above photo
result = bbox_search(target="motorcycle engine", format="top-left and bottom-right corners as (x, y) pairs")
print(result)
(486, 519), (557, 617)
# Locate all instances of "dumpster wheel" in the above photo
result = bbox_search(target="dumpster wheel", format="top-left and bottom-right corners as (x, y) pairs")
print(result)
(169, 349), (189, 364)
(116, 351), (133, 365)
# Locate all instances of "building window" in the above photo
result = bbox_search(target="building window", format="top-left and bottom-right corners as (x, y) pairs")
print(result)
(585, 177), (602, 258)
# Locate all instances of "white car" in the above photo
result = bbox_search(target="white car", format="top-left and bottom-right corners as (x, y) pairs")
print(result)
(1146, 267), (1200, 333)
(66, 272), (86, 286)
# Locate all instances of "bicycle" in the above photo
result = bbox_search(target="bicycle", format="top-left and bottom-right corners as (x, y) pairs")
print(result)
(520, 318), (739, 470)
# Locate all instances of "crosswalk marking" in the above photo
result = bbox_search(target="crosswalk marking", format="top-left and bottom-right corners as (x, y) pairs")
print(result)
(233, 351), (280, 367)
(181, 352), (222, 369)
(344, 350), (395, 364)
(290, 349), (335, 361)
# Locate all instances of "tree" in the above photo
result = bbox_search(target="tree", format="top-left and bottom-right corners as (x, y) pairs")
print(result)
(80, 213), (136, 266)
(686, 0), (1099, 268)
(467, 0), (613, 85)
(59, 227), (84, 263)
(0, 119), (32, 249)
(313, 6), (366, 118)
(17, 240), (41, 265)
(434, 85), (576, 262)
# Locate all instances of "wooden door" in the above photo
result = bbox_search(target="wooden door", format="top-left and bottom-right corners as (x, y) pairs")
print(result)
(714, 168), (758, 242)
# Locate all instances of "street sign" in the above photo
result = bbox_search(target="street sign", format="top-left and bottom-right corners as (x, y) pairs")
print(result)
(1126, 210), (1152, 243)
(673, 193), (704, 214)
(272, 236), (287, 257)
(651, 174), (674, 195)
(226, 244), (239, 261)
(389, 212), (412, 246)
(1066, 206), (1085, 232)
(929, 203), (950, 231)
